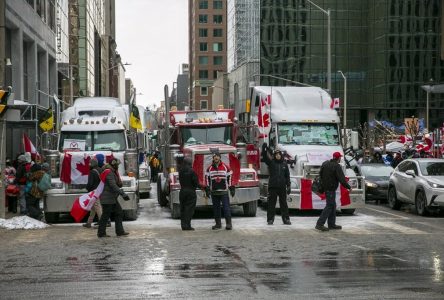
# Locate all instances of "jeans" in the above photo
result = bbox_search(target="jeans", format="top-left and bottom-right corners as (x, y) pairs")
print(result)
(19, 185), (27, 214)
(267, 187), (290, 222)
(316, 191), (337, 227)
(211, 193), (231, 219)
(98, 202), (125, 237)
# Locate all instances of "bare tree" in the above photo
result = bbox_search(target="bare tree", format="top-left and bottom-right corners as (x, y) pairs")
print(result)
(404, 116), (420, 148)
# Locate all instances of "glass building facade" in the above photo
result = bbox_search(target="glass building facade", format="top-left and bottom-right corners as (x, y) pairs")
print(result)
(259, 0), (444, 128)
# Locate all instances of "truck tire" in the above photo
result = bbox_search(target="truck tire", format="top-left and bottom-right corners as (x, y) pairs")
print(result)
(341, 209), (355, 215)
(171, 203), (181, 219)
(140, 191), (150, 199)
(123, 209), (138, 221)
(157, 178), (168, 207)
(44, 212), (59, 223)
(243, 200), (257, 217)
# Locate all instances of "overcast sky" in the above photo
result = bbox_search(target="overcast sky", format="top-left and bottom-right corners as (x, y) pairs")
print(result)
(115, 0), (188, 108)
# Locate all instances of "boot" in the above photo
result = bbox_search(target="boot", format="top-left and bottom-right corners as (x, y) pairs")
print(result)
(212, 218), (222, 230)
(225, 217), (232, 230)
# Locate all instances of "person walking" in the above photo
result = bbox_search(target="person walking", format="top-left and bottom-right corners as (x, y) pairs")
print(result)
(97, 158), (130, 238)
(261, 143), (291, 225)
(315, 152), (352, 231)
(205, 152), (235, 230)
(149, 152), (161, 182)
(178, 157), (200, 231)
(16, 154), (31, 215)
(27, 163), (49, 220)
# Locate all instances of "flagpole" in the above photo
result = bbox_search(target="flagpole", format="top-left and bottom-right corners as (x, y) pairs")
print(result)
(0, 119), (5, 218)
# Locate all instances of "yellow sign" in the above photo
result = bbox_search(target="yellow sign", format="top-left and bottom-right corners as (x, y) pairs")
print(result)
(246, 99), (251, 113)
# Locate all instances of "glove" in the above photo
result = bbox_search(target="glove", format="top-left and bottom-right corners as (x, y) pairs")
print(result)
(229, 186), (236, 197)
(122, 192), (130, 201)
(205, 187), (211, 198)
(286, 185), (291, 195)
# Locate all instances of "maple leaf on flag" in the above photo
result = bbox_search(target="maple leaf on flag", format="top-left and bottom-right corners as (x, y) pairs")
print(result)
(76, 157), (91, 176)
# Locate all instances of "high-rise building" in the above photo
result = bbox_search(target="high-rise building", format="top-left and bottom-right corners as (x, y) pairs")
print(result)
(189, 0), (227, 110)
(228, 0), (444, 128)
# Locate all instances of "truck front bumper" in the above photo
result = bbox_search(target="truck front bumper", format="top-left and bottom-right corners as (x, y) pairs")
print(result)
(170, 186), (260, 206)
(281, 190), (365, 210)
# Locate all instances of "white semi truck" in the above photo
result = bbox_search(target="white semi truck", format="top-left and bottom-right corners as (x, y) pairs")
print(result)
(249, 86), (365, 213)
(42, 97), (146, 222)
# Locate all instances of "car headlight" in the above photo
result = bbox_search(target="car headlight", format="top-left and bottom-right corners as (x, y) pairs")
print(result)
(51, 182), (63, 189)
(427, 181), (444, 189)
(122, 180), (132, 187)
(139, 168), (149, 178)
(365, 181), (378, 188)
(240, 173), (255, 181)
(348, 179), (358, 189)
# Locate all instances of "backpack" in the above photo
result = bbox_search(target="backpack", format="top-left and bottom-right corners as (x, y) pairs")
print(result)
(37, 173), (51, 192)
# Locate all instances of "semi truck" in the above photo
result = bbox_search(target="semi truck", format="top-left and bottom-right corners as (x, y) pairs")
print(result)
(156, 108), (260, 218)
(248, 86), (365, 213)
(42, 97), (146, 222)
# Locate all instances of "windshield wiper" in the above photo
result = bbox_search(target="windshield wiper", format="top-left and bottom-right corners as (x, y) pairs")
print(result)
(96, 147), (115, 150)
(308, 141), (328, 145)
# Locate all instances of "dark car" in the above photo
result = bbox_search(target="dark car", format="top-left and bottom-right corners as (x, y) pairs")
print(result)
(357, 164), (394, 203)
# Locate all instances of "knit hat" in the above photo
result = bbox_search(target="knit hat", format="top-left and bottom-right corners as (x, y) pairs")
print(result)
(41, 162), (50, 170)
(95, 154), (105, 167)
(90, 158), (99, 168)
(18, 155), (26, 162)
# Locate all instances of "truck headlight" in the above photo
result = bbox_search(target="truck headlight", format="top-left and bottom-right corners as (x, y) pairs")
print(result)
(365, 181), (378, 188)
(240, 173), (255, 181)
(139, 168), (149, 178)
(122, 180), (132, 187)
(348, 179), (358, 189)
(51, 182), (63, 189)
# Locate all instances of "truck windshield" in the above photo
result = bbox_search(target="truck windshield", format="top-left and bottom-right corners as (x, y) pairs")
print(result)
(181, 126), (232, 146)
(277, 123), (340, 146)
(59, 130), (126, 151)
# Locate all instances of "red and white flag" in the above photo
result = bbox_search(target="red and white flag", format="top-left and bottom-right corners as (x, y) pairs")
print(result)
(70, 169), (111, 222)
(330, 98), (340, 109)
(22, 133), (41, 161)
(257, 94), (271, 138)
(60, 152), (91, 184)
(300, 178), (351, 209)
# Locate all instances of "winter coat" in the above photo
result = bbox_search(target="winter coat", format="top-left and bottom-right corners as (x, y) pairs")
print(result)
(179, 163), (200, 191)
(205, 161), (232, 194)
(29, 170), (46, 199)
(262, 148), (290, 189)
(320, 159), (351, 192)
(100, 166), (125, 205)
(16, 162), (31, 185)
(86, 167), (101, 192)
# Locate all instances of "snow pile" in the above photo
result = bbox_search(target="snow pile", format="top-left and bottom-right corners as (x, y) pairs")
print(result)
(0, 216), (50, 230)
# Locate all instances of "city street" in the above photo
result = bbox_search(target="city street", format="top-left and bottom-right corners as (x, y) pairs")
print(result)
(1, 186), (444, 299)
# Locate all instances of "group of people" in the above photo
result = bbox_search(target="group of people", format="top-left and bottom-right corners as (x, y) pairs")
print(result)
(3, 152), (51, 220)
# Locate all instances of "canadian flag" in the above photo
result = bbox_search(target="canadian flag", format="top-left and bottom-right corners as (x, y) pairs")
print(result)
(330, 98), (340, 109)
(257, 94), (271, 138)
(300, 178), (351, 209)
(60, 152), (91, 184)
(22, 133), (41, 161)
(70, 169), (111, 222)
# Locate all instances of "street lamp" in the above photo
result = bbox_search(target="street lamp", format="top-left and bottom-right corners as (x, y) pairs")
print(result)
(421, 78), (434, 131)
(106, 62), (131, 72)
(306, 0), (331, 92)
(337, 70), (347, 146)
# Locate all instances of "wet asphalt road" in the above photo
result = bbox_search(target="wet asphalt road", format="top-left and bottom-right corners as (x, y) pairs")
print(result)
(1, 187), (444, 299)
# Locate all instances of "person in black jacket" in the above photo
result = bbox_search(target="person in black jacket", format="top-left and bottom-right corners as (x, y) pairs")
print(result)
(315, 152), (352, 231)
(178, 157), (200, 231)
(262, 143), (291, 225)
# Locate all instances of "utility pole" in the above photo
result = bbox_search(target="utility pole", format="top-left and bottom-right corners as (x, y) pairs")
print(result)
(0, 0), (6, 219)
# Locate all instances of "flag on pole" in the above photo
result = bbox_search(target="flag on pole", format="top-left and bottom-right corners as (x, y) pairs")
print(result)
(257, 94), (271, 138)
(39, 107), (54, 132)
(129, 101), (142, 130)
(0, 87), (12, 117)
(22, 133), (41, 161)
(70, 169), (111, 222)
(330, 97), (340, 109)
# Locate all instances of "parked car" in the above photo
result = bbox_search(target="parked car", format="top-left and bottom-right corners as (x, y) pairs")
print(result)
(388, 158), (444, 215)
(357, 164), (393, 202)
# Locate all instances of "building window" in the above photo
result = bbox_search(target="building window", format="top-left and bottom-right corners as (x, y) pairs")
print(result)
(213, 42), (223, 52)
(199, 15), (208, 23)
(199, 0), (208, 9)
(200, 100), (208, 110)
(214, 56), (223, 65)
(213, 15), (223, 24)
(199, 28), (208, 37)
(199, 70), (209, 79)
(213, 28), (223, 37)
(199, 42), (208, 51)
(213, 70), (221, 79)
(201, 86), (208, 96)
(199, 56), (209, 65)
(213, 0), (223, 9)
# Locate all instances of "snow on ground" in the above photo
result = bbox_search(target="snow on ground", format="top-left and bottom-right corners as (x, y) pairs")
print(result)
(0, 216), (50, 230)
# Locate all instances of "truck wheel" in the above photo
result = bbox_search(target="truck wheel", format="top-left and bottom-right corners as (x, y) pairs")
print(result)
(44, 212), (59, 223)
(341, 209), (355, 215)
(157, 178), (168, 207)
(171, 203), (181, 219)
(243, 200), (257, 217)
(123, 209), (138, 221)
(388, 186), (401, 210)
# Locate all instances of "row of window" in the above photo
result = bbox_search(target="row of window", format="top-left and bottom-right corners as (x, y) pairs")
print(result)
(199, 15), (223, 24)
(199, 0), (223, 10)
(198, 70), (223, 79)
(199, 56), (223, 65)
(199, 28), (223, 37)
(199, 42), (223, 52)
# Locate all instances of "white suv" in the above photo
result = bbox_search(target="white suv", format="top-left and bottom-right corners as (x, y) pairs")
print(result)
(388, 158), (444, 215)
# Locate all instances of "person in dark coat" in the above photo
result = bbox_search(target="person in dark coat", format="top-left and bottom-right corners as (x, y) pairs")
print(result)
(178, 157), (200, 231)
(370, 152), (384, 164)
(262, 143), (291, 225)
(315, 152), (352, 231)
(97, 158), (130, 238)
